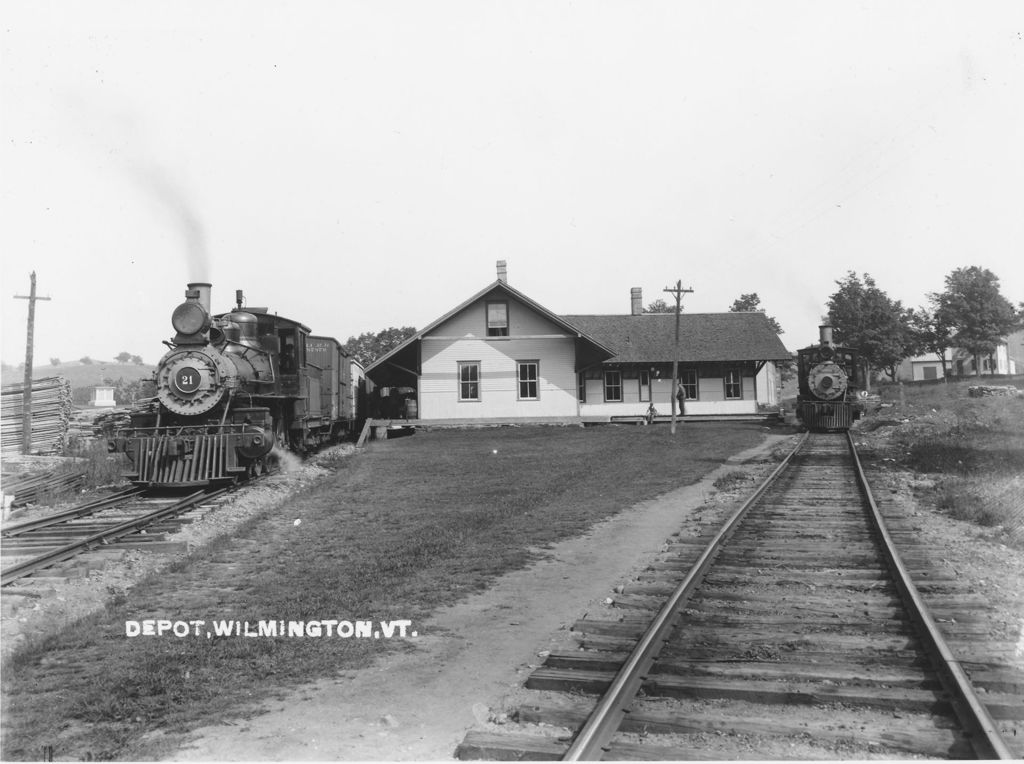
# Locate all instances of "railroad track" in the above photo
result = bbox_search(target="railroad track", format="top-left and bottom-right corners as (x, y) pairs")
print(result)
(457, 432), (1022, 760)
(0, 486), (231, 587)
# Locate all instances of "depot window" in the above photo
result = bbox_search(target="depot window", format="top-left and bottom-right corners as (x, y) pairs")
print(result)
(459, 362), (480, 401)
(680, 369), (698, 400)
(604, 370), (622, 402)
(518, 361), (539, 400)
(486, 302), (509, 337)
(724, 369), (742, 399)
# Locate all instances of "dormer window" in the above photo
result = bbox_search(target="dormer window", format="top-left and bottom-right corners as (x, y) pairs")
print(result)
(486, 301), (509, 337)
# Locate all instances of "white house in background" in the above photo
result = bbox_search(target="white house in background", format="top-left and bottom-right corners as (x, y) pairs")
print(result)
(91, 385), (116, 407)
(365, 262), (791, 423)
(899, 331), (1022, 381)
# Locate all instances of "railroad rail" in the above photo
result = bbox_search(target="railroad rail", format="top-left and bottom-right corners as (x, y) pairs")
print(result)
(1, 487), (229, 586)
(457, 432), (1021, 760)
(1, 486), (145, 537)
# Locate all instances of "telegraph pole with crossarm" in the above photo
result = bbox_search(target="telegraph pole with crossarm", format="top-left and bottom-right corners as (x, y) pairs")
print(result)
(663, 280), (694, 436)
(14, 272), (52, 454)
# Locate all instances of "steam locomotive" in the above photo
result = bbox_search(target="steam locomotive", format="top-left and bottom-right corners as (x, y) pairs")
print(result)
(108, 283), (362, 486)
(795, 325), (864, 431)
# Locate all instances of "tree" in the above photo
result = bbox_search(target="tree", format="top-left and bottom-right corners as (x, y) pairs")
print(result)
(79, 356), (93, 365)
(115, 351), (133, 363)
(907, 305), (955, 382)
(343, 327), (417, 366)
(933, 266), (1019, 377)
(643, 298), (674, 314)
(112, 376), (157, 405)
(131, 355), (144, 365)
(49, 357), (61, 367)
(728, 292), (783, 334)
(827, 272), (914, 388)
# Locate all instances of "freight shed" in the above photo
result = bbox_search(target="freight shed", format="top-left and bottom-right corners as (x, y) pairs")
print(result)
(563, 308), (791, 420)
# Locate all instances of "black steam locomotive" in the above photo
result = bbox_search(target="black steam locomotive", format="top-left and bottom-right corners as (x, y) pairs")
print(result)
(108, 283), (362, 486)
(795, 325), (864, 431)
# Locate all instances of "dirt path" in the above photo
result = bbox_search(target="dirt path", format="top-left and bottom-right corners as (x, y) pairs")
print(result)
(169, 435), (791, 761)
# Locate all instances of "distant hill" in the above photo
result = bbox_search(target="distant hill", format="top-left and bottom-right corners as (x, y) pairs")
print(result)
(0, 360), (157, 392)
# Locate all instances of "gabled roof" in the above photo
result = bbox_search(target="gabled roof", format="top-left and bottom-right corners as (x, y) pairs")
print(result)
(560, 312), (792, 363)
(364, 280), (616, 375)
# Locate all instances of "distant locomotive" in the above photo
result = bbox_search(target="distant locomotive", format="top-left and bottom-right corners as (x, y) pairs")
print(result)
(795, 325), (864, 431)
(109, 283), (362, 486)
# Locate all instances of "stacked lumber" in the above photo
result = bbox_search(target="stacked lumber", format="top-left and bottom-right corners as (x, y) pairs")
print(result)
(1, 376), (73, 455)
(64, 407), (132, 446)
(66, 409), (99, 445)
(968, 385), (1023, 398)
(90, 408), (132, 437)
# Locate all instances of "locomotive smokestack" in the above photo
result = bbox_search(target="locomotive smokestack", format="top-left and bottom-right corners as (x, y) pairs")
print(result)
(188, 282), (212, 314)
(819, 325), (834, 346)
(631, 287), (643, 315)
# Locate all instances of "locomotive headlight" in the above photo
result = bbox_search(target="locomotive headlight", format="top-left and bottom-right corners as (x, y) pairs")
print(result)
(171, 301), (210, 335)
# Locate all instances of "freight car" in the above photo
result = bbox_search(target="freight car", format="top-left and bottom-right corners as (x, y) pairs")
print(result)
(108, 283), (361, 486)
(795, 325), (865, 431)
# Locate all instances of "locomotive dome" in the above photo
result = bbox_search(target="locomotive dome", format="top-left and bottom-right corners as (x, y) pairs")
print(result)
(221, 310), (261, 347)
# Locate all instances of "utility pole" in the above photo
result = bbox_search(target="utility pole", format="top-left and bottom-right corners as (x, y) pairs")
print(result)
(14, 272), (51, 455)
(663, 279), (694, 435)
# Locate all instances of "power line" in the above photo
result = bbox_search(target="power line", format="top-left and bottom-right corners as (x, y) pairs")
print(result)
(13, 272), (52, 455)
(663, 280), (694, 436)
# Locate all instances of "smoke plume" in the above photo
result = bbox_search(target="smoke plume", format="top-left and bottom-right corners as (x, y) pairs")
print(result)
(61, 91), (210, 281)
(127, 162), (209, 281)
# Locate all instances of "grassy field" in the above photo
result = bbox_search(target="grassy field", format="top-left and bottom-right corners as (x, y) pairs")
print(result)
(865, 378), (1024, 544)
(0, 361), (155, 390)
(0, 422), (771, 761)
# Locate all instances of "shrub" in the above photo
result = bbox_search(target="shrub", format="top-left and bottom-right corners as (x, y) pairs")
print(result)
(713, 470), (749, 490)
(64, 440), (129, 490)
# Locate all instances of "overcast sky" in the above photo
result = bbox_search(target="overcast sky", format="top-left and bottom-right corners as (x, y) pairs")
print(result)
(2, 1), (1022, 369)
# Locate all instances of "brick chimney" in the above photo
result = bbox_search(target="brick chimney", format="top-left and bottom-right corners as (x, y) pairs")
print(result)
(631, 287), (643, 315)
(496, 260), (508, 283)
